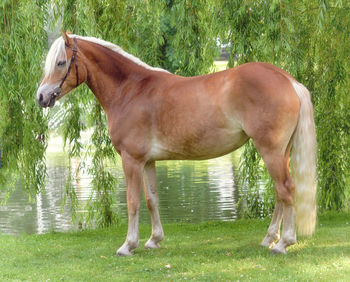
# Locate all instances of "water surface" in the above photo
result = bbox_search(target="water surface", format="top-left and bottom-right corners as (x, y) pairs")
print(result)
(0, 137), (242, 235)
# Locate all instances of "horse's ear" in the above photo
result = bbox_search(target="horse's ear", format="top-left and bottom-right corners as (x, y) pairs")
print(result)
(61, 30), (73, 47)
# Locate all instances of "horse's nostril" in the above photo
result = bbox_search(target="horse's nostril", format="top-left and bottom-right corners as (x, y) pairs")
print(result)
(39, 93), (43, 102)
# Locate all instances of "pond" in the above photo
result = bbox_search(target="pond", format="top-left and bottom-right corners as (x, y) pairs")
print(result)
(0, 135), (243, 235)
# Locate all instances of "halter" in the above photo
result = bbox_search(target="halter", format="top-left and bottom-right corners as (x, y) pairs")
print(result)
(52, 37), (79, 98)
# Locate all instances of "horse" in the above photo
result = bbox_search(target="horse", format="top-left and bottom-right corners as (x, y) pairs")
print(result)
(37, 31), (317, 256)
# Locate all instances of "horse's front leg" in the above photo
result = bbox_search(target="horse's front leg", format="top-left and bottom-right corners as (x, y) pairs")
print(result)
(143, 161), (164, 249)
(116, 152), (143, 256)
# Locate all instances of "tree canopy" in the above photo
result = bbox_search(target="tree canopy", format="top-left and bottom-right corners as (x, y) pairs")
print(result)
(1, 0), (349, 225)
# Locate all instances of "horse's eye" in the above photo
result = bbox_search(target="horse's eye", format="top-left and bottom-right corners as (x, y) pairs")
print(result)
(57, 60), (66, 67)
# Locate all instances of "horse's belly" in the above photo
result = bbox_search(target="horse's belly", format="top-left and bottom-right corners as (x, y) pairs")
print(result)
(149, 127), (248, 161)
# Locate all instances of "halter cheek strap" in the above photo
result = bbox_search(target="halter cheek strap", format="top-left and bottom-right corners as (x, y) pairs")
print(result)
(53, 37), (79, 97)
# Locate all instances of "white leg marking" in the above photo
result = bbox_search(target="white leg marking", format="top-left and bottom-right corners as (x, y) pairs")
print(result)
(116, 153), (142, 256)
(271, 204), (297, 254)
(261, 201), (283, 247)
(143, 162), (164, 249)
(117, 211), (140, 256)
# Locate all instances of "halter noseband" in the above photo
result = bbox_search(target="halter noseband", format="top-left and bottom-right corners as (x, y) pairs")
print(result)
(52, 37), (79, 98)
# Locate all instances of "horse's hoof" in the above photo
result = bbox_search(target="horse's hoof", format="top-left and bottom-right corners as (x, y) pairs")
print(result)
(261, 241), (276, 248)
(271, 245), (287, 255)
(145, 239), (161, 249)
(261, 234), (279, 248)
(116, 249), (132, 256)
(116, 245), (133, 256)
(261, 238), (273, 248)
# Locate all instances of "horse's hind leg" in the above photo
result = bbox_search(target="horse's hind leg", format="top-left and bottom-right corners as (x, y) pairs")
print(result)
(272, 201), (296, 254)
(261, 142), (294, 248)
(261, 200), (282, 247)
(256, 145), (296, 254)
(143, 161), (164, 249)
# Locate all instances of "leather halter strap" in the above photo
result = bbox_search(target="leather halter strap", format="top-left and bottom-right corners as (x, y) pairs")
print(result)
(53, 37), (79, 97)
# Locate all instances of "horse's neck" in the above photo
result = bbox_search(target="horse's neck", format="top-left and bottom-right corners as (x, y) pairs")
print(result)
(81, 40), (155, 114)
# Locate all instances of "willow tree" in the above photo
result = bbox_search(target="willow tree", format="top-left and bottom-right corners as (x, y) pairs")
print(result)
(215, 0), (350, 216)
(307, 2), (350, 210)
(1, 0), (349, 227)
(0, 1), (48, 201)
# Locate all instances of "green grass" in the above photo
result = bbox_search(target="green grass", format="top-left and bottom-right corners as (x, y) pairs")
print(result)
(0, 213), (349, 281)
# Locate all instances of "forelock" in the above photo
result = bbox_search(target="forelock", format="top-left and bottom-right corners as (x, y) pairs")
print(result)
(44, 36), (67, 77)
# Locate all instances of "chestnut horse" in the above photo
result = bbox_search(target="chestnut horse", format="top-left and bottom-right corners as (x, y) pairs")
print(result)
(37, 32), (317, 255)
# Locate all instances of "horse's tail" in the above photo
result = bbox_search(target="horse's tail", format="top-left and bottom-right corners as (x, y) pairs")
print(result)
(290, 81), (317, 236)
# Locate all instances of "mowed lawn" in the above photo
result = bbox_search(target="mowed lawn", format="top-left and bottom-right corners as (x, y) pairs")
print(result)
(0, 213), (349, 281)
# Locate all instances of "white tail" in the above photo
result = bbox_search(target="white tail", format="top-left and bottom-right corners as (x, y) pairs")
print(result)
(290, 81), (317, 236)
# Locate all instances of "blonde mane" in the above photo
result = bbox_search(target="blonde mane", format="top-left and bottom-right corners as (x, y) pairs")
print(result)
(44, 34), (168, 77)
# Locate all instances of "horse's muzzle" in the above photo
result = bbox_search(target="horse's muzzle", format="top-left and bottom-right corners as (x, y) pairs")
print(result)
(37, 86), (61, 108)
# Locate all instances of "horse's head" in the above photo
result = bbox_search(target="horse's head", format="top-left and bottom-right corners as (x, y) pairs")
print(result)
(37, 31), (83, 108)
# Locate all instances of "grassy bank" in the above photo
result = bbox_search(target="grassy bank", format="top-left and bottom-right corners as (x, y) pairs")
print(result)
(0, 213), (349, 281)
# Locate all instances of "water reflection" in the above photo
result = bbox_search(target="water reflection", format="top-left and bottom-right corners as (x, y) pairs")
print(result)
(0, 159), (72, 235)
(0, 138), (241, 235)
